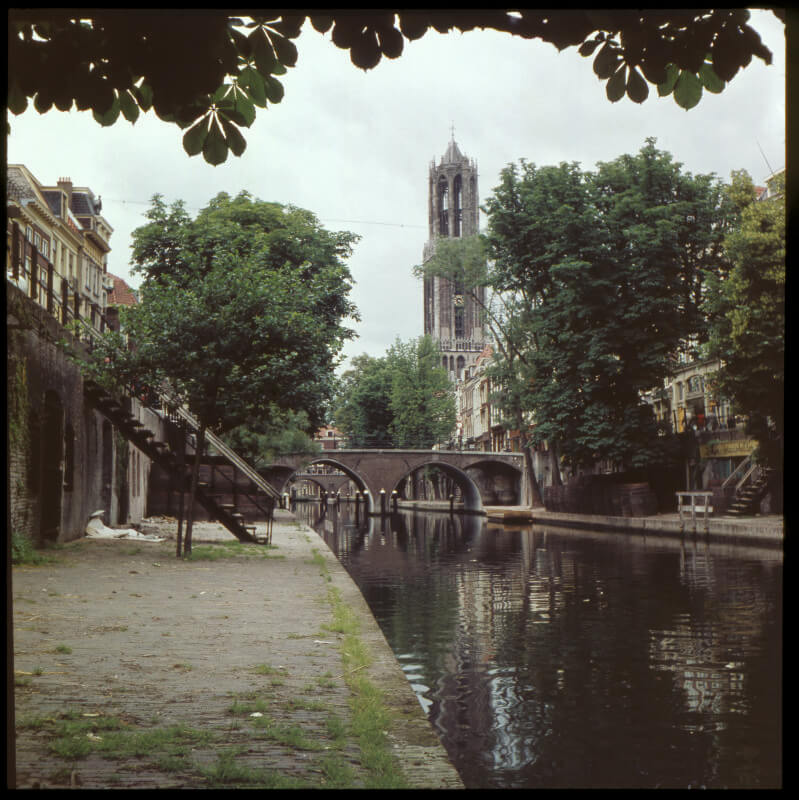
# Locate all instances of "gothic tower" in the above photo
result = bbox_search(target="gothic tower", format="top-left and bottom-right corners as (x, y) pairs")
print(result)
(421, 134), (488, 380)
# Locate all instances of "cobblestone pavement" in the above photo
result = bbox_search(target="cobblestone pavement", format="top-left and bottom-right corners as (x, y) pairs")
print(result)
(10, 511), (463, 789)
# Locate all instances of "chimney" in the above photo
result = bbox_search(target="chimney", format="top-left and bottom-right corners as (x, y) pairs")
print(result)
(57, 177), (73, 213)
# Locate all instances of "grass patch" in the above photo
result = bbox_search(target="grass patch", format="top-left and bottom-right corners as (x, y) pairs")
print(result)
(94, 724), (216, 759)
(316, 672), (337, 690)
(308, 549), (331, 580)
(251, 663), (287, 676)
(318, 752), (359, 788)
(185, 542), (283, 561)
(22, 710), (217, 767)
(154, 753), (191, 773)
(284, 698), (329, 713)
(54, 644), (72, 654)
(228, 696), (271, 715)
(325, 713), (348, 746)
(198, 749), (308, 788)
(250, 717), (326, 751)
(322, 587), (361, 636)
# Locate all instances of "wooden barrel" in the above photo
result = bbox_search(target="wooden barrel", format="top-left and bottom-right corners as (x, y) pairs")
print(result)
(621, 483), (658, 517)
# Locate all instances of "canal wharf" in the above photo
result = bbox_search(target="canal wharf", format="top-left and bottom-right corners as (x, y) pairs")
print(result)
(11, 510), (463, 789)
(485, 506), (784, 547)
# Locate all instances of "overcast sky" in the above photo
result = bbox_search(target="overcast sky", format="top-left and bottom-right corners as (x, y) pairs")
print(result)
(7, 10), (785, 371)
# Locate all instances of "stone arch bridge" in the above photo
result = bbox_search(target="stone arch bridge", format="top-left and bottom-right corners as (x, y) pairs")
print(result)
(263, 450), (526, 514)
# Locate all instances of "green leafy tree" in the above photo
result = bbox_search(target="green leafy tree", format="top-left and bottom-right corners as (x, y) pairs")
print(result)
(9, 10), (781, 163)
(483, 139), (730, 471)
(704, 169), (785, 464)
(333, 354), (395, 448)
(333, 336), (455, 449)
(85, 191), (358, 553)
(222, 408), (320, 467)
(387, 336), (456, 449)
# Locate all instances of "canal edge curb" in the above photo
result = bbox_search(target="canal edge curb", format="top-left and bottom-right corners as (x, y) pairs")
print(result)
(482, 507), (784, 547)
(298, 519), (465, 789)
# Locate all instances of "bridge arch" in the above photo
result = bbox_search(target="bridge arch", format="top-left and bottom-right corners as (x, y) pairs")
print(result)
(394, 459), (484, 513)
(272, 456), (373, 512)
(462, 457), (524, 506)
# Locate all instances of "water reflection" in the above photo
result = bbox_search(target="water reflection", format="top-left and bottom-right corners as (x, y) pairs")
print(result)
(297, 502), (782, 789)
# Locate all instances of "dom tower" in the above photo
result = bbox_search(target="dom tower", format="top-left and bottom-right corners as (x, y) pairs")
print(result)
(421, 134), (489, 380)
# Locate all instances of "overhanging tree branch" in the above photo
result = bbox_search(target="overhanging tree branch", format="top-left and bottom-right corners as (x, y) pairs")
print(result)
(8, 10), (782, 165)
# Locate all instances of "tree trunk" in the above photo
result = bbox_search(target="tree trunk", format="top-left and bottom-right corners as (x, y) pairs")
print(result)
(175, 423), (186, 558)
(516, 409), (543, 507)
(183, 423), (206, 558)
(550, 440), (564, 487)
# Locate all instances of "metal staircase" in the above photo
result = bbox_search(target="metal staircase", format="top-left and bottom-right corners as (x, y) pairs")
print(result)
(722, 455), (773, 517)
(84, 379), (278, 543)
(58, 297), (281, 543)
(727, 463), (773, 517)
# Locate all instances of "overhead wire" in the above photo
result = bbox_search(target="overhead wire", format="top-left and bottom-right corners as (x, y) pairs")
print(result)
(104, 197), (426, 229)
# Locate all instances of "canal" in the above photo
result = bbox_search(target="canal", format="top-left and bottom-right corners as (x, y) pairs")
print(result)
(297, 502), (782, 789)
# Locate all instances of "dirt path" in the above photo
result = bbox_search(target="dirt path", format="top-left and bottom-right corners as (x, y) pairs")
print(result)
(11, 513), (462, 789)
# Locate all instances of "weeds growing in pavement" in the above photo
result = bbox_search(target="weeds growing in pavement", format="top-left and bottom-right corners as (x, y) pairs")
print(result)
(310, 548), (409, 789)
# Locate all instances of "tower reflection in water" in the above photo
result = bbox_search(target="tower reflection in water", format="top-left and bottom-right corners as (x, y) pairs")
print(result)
(297, 501), (782, 789)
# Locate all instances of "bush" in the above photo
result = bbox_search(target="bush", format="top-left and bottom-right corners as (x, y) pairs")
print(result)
(11, 530), (56, 565)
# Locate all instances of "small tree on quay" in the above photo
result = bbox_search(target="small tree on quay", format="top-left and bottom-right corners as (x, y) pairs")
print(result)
(84, 191), (359, 555)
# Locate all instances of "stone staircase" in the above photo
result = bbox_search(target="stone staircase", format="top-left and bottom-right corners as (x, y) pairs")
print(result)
(84, 379), (277, 544)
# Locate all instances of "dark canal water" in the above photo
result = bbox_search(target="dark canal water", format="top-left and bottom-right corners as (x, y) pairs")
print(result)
(297, 503), (782, 789)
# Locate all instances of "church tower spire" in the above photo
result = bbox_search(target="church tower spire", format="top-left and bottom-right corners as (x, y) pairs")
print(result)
(421, 134), (487, 381)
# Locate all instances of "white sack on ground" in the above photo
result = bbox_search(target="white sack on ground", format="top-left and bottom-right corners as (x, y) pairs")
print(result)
(85, 511), (165, 542)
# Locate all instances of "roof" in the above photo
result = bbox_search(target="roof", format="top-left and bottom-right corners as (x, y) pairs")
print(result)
(107, 273), (138, 306)
(442, 137), (463, 164)
(41, 190), (62, 216)
(476, 344), (493, 364)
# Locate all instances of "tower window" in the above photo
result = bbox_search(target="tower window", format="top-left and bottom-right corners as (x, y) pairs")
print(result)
(453, 174), (462, 237)
(438, 176), (449, 236)
(454, 306), (465, 339)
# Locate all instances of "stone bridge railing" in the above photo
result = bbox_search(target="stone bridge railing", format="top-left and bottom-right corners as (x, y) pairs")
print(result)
(263, 449), (526, 514)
